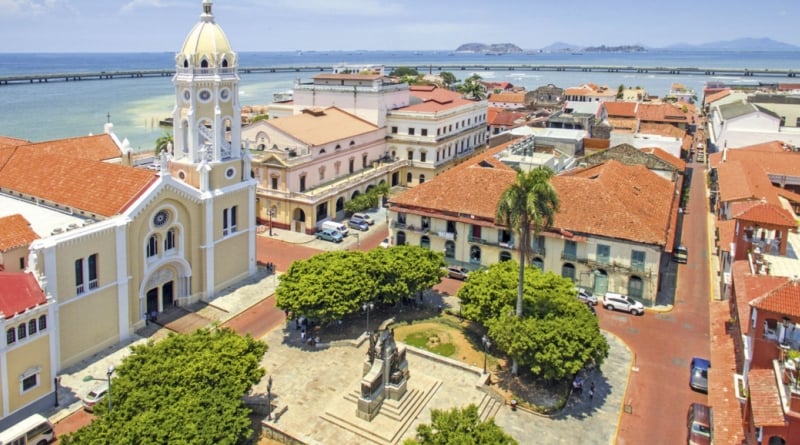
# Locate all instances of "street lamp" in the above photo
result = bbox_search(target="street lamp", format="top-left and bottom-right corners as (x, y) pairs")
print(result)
(354, 232), (360, 249)
(53, 376), (60, 407)
(362, 302), (374, 334)
(266, 375), (273, 420)
(106, 365), (115, 412)
(482, 335), (492, 374)
(268, 206), (276, 236)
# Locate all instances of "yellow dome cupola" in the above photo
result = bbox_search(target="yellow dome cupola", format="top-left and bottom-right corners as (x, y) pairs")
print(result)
(176, 0), (237, 70)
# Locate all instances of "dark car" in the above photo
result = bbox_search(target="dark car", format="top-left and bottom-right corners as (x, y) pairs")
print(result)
(347, 218), (369, 232)
(687, 402), (713, 445)
(316, 228), (343, 243)
(689, 357), (710, 393)
(446, 265), (469, 280)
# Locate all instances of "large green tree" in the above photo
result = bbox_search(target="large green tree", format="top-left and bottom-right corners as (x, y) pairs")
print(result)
(495, 166), (559, 375)
(457, 74), (486, 100)
(403, 404), (518, 445)
(458, 261), (608, 381)
(390, 66), (419, 77)
(439, 71), (457, 87)
(61, 328), (267, 445)
(276, 250), (378, 322)
(367, 245), (445, 304)
(154, 131), (173, 156)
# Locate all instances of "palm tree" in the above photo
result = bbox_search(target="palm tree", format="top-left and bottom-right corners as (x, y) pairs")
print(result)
(457, 74), (486, 100)
(495, 166), (559, 375)
(154, 131), (173, 157)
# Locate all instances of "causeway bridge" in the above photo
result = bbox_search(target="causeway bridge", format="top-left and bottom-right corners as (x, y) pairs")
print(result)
(1, 64), (797, 86)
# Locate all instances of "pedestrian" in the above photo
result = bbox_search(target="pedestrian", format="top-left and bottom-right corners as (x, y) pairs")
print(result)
(300, 330), (306, 342)
(589, 382), (595, 402)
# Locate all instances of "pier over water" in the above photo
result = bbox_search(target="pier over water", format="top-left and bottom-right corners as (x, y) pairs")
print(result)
(1, 64), (797, 86)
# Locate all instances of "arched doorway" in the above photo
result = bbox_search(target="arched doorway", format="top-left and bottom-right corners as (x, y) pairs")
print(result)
(561, 263), (576, 282)
(292, 208), (306, 233)
(396, 231), (406, 246)
(768, 437), (786, 445)
(351, 190), (361, 200)
(444, 240), (455, 259)
(392, 172), (399, 186)
(628, 276), (644, 299)
(420, 236), (430, 249)
(140, 261), (191, 319)
(499, 251), (512, 262)
(593, 269), (609, 295)
(406, 172), (412, 184)
(366, 184), (375, 193)
(335, 197), (345, 218)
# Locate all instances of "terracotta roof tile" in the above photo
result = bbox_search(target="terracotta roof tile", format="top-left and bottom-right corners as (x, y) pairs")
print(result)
(639, 146), (686, 171)
(752, 279), (800, 318)
(708, 299), (748, 445)
(607, 117), (638, 133)
(638, 122), (686, 139)
(709, 142), (800, 178)
(715, 161), (779, 206)
(0, 214), (39, 252)
(489, 91), (526, 104)
(733, 261), (789, 333)
(19, 134), (122, 162)
(748, 368), (787, 426)
(0, 150), (157, 218)
(564, 84), (615, 98)
(603, 102), (637, 118)
(716, 219), (737, 253)
(0, 272), (46, 319)
(731, 201), (796, 228)
(635, 103), (690, 124)
(0, 136), (30, 149)
(489, 109), (527, 126)
(401, 86), (475, 112)
(705, 89), (732, 105)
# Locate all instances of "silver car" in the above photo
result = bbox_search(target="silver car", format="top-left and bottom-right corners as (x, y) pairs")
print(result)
(576, 288), (598, 306)
(602, 292), (644, 315)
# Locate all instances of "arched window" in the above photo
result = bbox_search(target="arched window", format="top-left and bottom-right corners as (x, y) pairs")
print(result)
(201, 59), (209, 68)
(470, 246), (481, 264)
(28, 319), (37, 335)
(628, 276), (644, 299)
(183, 59), (189, 68)
(38, 315), (47, 331)
(335, 144), (341, 150)
(349, 140), (356, 147)
(222, 59), (229, 68)
(17, 324), (26, 340)
(561, 263), (576, 282)
(532, 257), (544, 270)
(406, 172), (413, 184)
(420, 236), (430, 249)
(147, 235), (159, 257)
(165, 228), (176, 251)
(319, 149), (326, 155)
(499, 251), (512, 262)
(445, 241), (456, 258)
(419, 174), (426, 184)
(396, 231), (407, 246)
(6, 328), (15, 345)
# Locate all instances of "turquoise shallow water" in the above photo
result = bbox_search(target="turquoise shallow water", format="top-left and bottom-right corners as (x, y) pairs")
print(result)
(1, 50), (797, 150)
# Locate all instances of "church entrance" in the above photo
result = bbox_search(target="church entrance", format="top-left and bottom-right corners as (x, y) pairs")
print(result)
(162, 281), (174, 308)
(146, 288), (159, 315)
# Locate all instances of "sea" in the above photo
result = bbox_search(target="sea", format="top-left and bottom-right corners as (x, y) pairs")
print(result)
(1, 50), (799, 152)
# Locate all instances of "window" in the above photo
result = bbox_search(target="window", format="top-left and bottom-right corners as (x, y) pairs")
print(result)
(628, 276), (644, 299)
(532, 235), (546, 254)
(75, 259), (84, 294)
(397, 212), (407, 225)
(319, 166), (325, 181)
(562, 263), (576, 282)
(532, 257), (544, 270)
(39, 315), (47, 331)
(362, 153), (368, 168)
(631, 250), (646, 272)
(18, 324), (26, 340)
(407, 150), (413, 161)
(470, 245), (482, 264)
(421, 129), (428, 136)
(165, 228), (176, 251)
(391, 126), (398, 134)
(349, 159), (355, 174)
(271, 176), (278, 190)
(21, 370), (38, 393)
(147, 235), (159, 258)
(88, 254), (98, 290)
(419, 174), (425, 183)
(7, 328), (15, 345)
(596, 244), (611, 264)
(421, 216), (430, 230)
(420, 236), (430, 249)
(299, 175), (307, 192)
(223, 206), (238, 236)
(420, 151), (427, 162)
(409, 128), (415, 136)
(471, 224), (482, 242)
(19, 256), (25, 270)
(563, 240), (577, 260)
(406, 172), (412, 183)
(444, 240), (455, 258)
(28, 319), (37, 335)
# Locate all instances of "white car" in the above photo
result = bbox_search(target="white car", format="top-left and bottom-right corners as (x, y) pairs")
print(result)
(602, 292), (644, 315)
(379, 237), (390, 248)
(352, 212), (375, 226)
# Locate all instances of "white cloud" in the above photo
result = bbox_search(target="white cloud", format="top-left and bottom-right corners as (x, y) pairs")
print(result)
(268, 0), (404, 17)
(0, 0), (66, 16)
(120, 0), (165, 14)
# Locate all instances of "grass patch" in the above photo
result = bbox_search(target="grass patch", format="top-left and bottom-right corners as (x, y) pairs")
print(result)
(403, 330), (457, 357)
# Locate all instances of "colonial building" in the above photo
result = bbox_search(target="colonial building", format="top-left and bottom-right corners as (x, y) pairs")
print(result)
(0, 0), (256, 418)
(388, 143), (680, 305)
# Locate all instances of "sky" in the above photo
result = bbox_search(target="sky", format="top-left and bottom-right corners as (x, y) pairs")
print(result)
(0, 0), (798, 53)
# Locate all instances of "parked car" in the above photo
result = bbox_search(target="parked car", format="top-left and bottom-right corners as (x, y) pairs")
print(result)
(687, 402), (713, 445)
(602, 292), (644, 315)
(673, 244), (688, 264)
(689, 357), (710, 393)
(82, 382), (109, 412)
(379, 237), (390, 248)
(316, 228), (343, 243)
(348, 218), (369, 232)
(446, 265), (469, 280)
(576, 288), (598, 305)
(351, 212), (375, 226)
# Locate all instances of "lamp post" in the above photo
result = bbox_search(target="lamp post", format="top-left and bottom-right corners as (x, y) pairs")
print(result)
(106, 365), (115, 412)
(268, 206), (276, 236)
(482, 335), (492, 374)
(53, 376), (60, 407)
(362, 302), (374, 334)
(266, 375), (273, 420)
(354, 232), (360, 250)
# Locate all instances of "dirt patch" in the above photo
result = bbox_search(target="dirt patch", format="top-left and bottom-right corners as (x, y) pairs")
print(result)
(393, 321), (486, 367)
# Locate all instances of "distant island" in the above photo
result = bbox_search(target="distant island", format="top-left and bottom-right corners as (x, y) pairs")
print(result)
(582, 44), (645, 53)
(455, 42), (523, 54)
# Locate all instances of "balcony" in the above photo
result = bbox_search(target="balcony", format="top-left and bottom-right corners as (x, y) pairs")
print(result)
(467, 236), (514, 249)
(561, 251), (579, 261)
(773, 356), (800, 414)
(391, 222), (431, 235)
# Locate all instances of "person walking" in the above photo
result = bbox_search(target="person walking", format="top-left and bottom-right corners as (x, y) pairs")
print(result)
(589, 381), (595, 402)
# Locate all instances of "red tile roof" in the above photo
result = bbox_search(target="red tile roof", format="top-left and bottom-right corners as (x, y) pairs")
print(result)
(0, 214), (39, 252)
(709, 299), (748, 445)
(488, 109), (527, 127)
(18, 134), (122, 162)
(715, 161), (779, 206)
(0, 149), (157, 218)
(401, 86), (475, 112)
(552, 160), (675, 245)
(0, 272), (46, 319)
(752, 279), (800, 318)
(635, 103), (691, 124)
(0, 136), (30, 149)
(716, 219), (737, 253)
(733, 261), (789, 334)
(640, 147), (686, 171)
(606, 117), (638, 133)
(748, 368), (787, 427)
(489, 91), (526, 104)
(705, 89), (732, 105)
(731, 201), (796, 228)
(603, 102), (637, 118)
(638, 122), (686, 139)
(709, 142), (800, 177)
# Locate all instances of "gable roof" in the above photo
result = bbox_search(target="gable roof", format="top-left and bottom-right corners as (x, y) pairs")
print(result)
(715, 161), (779, 205)
(0, 214), (39, 252)
(704, 89), (731, 105)
(639, 147), (686, 171)
(0, 149), (157, 218)
(265, 107), (379, 146)
(401, 86), (475, 112)
(603, 102), (637, 118)
(748, 368), (787, 427)
(709, 141), (800, 178)
(638, 122), (686, 139)
(635, 103), (690, 124)
(751, 278), (800, 317)
(582, 143), (685, 173)
(0, 272), (46, 319)
(17, 134), (123, 162)
(489, 91), (526, 104)
(0, 136), (30, 149)
(718, 101), (781, 121)
(731, 201), (796, 228)
(552, 160), (675, 245)
(488, 109), (527, 127)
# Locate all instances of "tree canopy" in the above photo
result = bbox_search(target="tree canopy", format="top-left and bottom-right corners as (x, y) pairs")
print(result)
(439, 71), (457, 87)
(403, 404), (518, 445)
(61, 328), (267, 445)
(344, 183), (389, 214)
(275, 246), (444, 321)
(457, 74), (486, 100)
(390, 66), (419, 77)
(458, 261), (608, 381)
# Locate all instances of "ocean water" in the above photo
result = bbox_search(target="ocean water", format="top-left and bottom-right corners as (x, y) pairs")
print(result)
(1, 50), (798, 151)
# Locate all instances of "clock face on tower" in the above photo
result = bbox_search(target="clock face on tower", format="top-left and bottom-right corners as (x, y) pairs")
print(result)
(183, 89), (191, 102)
(220, 89), (230, 101)
(153, 210), (168, 227)
(198, 89), (212, 102)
